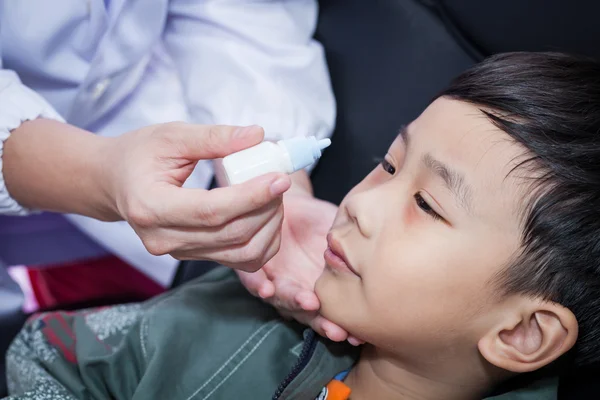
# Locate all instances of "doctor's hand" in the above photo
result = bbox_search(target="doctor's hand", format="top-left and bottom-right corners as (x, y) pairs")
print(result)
(106, 123), (291, 271)
(236, 171), (364, 346)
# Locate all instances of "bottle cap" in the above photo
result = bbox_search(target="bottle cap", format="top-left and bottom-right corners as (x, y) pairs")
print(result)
(280, 136), (332, 171)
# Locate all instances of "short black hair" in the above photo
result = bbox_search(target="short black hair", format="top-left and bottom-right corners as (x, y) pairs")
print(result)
(439, 52), (600, 366)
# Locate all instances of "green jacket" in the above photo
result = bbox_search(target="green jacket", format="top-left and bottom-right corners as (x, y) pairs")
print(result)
(5, 267), (557, 399)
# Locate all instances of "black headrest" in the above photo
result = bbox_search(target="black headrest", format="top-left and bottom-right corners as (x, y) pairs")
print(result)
(311, 0), (474, 204)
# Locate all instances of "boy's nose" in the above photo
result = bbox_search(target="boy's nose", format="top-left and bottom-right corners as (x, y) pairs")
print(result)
(343, 193), (374, 239)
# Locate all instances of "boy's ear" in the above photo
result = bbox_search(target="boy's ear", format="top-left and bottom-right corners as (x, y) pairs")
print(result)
(478, 301), (578, 373)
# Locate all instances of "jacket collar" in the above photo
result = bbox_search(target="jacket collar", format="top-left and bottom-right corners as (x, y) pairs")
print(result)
(273, 329), (359, 400)
(272, 330), (558, 400)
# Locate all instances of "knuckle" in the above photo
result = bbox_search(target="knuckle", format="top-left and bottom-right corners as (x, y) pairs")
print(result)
(241, 242), (268, 267)
(150, 123), (172, 140)
(207, 125), (222, 141)
(143, 237), (170, 256)
(249, 188), (272, 209)
(274, 206), (285, 225)
(242, 263), (261, 273)
(126, 202), (157, 229)
(261, 245), (280, 267)
(151, 122), (186, 147)
(204, 125), (224, 153)
(271, 234), (283, 255)
(222, 221), (254, 245)
(195, 202), (224, 226)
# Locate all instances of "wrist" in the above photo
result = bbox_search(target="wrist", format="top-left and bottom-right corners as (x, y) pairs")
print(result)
(3, 119), (123, 220)
(93, 135), (123, 221)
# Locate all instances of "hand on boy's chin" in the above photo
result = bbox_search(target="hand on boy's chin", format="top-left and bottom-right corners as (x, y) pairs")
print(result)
(236, 190), (364, 346)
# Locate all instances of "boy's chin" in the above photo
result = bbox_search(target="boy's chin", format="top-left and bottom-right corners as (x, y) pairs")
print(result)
(314, 265), (338, 299)
(314, 272), (327, 302)
(314, 269), (347, 323)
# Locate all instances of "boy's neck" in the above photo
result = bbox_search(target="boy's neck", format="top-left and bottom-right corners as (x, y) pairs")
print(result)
(344, 345), (489, 400)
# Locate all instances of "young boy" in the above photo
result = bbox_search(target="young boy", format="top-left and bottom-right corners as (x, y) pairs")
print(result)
(4, 52), (600, 400)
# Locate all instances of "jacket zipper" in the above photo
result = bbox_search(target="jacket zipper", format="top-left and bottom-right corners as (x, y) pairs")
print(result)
(272, 330), (318, 399)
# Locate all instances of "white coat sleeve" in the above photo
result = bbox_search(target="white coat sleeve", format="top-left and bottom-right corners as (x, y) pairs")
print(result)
(0, 39), (65, 216)
(163, 0), (335, 150)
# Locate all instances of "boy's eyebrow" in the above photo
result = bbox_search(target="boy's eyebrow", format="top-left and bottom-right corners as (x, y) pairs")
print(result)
(398, 126), (409, 142)
(398, 125), (473, 213)
(422, 153), (473, 214)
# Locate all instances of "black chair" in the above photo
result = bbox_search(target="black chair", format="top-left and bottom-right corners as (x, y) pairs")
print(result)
(4, 0), (600, 397)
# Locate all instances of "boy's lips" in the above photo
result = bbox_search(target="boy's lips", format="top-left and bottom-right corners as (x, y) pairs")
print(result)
(325, 233), (361, 278)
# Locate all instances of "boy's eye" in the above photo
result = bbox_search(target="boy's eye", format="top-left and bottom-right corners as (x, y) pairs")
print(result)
(414, 192), (442, 221)
(381, 159), (396, 175)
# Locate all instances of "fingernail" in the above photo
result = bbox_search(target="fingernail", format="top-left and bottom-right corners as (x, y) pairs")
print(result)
(234, 125), (258, 139)
(270, 177), (290, 196)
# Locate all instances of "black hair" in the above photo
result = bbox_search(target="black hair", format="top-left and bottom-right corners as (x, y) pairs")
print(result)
(438, 52), (600, 366)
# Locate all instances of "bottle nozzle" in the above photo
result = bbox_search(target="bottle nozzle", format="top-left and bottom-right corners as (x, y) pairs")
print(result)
(318, 138), (332, 151)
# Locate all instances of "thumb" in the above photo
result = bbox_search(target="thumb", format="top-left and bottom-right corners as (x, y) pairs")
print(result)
(169, 124), (265, 160)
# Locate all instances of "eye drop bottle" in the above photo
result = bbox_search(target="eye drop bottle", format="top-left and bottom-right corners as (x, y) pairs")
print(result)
(221, 136), (332, 185)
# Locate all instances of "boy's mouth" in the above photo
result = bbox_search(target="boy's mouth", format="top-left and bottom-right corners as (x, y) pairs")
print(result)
(325, 233), (361, 278)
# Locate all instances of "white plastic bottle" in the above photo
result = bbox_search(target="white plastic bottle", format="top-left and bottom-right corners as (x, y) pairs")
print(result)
(221, 136), (332, 185)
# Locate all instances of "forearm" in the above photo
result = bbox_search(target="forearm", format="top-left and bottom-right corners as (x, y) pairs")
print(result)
(3, 118), (120, 221)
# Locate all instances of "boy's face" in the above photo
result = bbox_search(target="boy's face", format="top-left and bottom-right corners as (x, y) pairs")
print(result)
(315, 98), (531, 358)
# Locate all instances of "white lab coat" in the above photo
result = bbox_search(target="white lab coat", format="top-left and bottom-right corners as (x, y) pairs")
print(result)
(0, 0), (335, 285)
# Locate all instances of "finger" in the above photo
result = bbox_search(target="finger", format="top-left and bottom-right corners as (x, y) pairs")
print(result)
(159, 173), (290, 227)
(347, 336), (365, 346)
(319, 319), (349, 342)
(308, 315), (348, 342)
(164, 201), (282, 248)
(214, 201), (281, 247)
(294, 290), (320, 311)
(239, 217), (285, 272)
(236, 269), (265, 297)
(176, 203), (284, 269)
(139, 202), (282, 257)
(167, 124), (265, 160)
(218, 208), (284, 271)
(258, 280), (276, 299)
(236, 269), (275, 299)
(267, 279), (307, 311)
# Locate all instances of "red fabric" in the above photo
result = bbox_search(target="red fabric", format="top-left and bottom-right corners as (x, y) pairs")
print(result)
(27, 256), (165, 310)
(40, 313), (78, 363)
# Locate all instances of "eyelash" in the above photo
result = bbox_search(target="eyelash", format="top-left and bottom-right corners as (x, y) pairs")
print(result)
(380, 159), (443, 221)
(414, 193), (442, 221)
